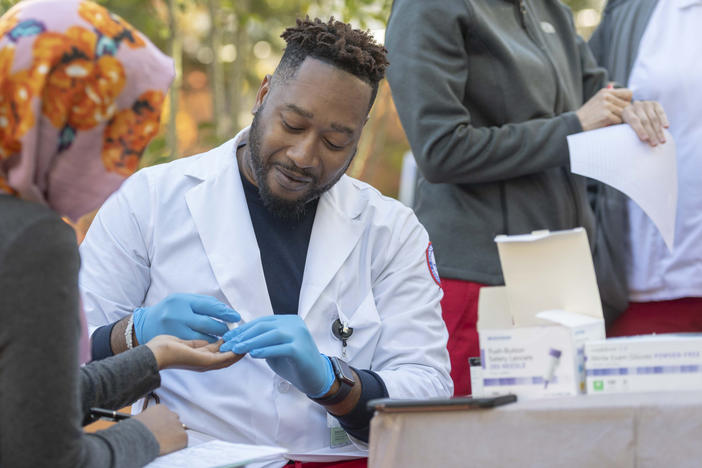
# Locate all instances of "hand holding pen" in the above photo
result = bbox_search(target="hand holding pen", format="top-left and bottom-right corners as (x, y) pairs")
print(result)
(89, 405), (188, 456)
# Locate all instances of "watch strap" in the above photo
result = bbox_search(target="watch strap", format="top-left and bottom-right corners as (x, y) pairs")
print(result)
(311, 357), (355, 405)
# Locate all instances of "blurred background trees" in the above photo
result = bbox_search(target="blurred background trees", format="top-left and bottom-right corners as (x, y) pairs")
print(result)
(0, 0), (605, 198)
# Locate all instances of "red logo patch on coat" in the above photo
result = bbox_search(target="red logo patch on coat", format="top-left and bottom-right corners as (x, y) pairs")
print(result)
(426, 242), (441, 287)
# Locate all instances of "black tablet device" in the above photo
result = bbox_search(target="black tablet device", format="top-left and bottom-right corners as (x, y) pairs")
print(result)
(367, 394), (517, 413)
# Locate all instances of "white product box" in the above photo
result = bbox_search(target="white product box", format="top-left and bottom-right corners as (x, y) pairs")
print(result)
(586, 334), (702, 394)
(477, 228), (605, 399)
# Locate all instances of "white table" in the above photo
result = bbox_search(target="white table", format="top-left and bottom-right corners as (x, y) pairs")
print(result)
(368, 392), (702, 468)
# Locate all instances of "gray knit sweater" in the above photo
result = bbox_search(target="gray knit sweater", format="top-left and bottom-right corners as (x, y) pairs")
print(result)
(0, 195), (161, 468)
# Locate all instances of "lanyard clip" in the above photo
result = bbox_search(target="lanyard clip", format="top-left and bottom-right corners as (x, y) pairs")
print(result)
(332, 318), (353, 358)
(332, 318), (353, 341)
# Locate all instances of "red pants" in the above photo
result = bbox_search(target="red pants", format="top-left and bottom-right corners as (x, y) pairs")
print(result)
(607, 297), (702, 337)
(289, 460), (366, 468)
(440, 279), (484, 396)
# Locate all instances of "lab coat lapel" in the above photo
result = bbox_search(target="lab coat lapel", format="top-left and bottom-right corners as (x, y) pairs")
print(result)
(184, 142), (273, 323)
(298, 177), (366, 320)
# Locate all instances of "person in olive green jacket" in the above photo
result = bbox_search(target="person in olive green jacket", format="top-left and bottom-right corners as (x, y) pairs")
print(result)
(386, 0), (667, 395)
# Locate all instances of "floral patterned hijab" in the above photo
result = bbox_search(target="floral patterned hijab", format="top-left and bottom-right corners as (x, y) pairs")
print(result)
(0, 0), (173, 221)
(0, 0), (173, 363)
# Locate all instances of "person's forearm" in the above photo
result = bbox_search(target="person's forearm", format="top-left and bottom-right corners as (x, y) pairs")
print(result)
(110, 315), (137, 355)
(80, 346), (160, 414)
(321, 369), (363, 417)
(325, 369), (388, 442)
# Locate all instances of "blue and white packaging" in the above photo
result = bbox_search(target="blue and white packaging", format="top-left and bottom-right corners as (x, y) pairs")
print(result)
(477, 228), (605, 399)
(586, 334), (702, 394)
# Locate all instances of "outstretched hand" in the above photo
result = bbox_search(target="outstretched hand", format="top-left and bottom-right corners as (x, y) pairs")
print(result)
(146, 335), (244, 371)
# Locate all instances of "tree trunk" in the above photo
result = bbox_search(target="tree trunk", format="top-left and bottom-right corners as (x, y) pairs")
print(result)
(229, 4), (250, 132)
(208, 0), (229, 140)
(167, 0), (182, 158)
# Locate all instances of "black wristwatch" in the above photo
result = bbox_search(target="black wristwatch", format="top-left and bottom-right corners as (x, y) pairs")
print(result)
(310, 356), (356, 405)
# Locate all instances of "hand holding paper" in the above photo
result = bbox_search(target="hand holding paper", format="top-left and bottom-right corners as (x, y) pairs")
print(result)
(575, 87), (632, 130)
(621, 100), (669, 146)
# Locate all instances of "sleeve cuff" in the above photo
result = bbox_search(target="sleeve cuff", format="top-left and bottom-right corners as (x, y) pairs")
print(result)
(90, 322), (117, 362)
(88, 417), (160, 467)
(333, 368), (389, 442)
(562, 111), (584, 135)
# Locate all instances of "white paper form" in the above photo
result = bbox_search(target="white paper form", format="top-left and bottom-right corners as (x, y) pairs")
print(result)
(567, 124), (677, 250)
(285, 447), (366, 463)
(145, 440), (287, 468)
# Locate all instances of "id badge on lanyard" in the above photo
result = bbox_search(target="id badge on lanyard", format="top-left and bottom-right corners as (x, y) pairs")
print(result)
(327, 413), (352, 448)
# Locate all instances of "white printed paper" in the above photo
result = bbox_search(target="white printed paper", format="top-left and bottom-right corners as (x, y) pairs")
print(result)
(567, 125), (677, 250)
(145, 440), (287, 468)
(284, 447), (366, 463)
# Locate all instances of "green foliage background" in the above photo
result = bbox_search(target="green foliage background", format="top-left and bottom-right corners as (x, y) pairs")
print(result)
(0, 0), (605, 197)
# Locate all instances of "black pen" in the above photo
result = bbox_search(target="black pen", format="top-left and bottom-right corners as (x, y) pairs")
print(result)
(89, 407), (132, 421)
(89, 407), (189, 430)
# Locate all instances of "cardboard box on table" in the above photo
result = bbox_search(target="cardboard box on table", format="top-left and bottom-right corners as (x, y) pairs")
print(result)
(476, 228), (605, 399)
(586, 334), (702, 394)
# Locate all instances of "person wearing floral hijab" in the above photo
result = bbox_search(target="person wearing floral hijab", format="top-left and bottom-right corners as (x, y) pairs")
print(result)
(0, 0), (172, 363)
(0, 1), (242, 466)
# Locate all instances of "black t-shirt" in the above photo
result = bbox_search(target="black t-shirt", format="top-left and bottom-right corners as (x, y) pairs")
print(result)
(240, 170), (388, 440)
(239, 171), (317, 316)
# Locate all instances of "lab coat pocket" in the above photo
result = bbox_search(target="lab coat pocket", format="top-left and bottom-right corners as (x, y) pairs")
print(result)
(332, 290), (381, 369)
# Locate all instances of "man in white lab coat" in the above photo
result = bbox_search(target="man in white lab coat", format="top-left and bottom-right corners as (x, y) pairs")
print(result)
(81, 17), (452, 467)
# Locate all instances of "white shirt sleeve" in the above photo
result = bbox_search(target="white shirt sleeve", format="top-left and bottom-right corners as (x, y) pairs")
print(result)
(79, 169), (154, 332)
(370, 207), (453, 399)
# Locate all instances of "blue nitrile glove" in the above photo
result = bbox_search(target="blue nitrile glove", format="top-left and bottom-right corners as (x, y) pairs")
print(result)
(132, 293), (240, 345)
(220, 315), (335, 397)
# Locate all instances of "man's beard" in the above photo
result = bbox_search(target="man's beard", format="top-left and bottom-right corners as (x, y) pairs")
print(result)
(247, 110), (351, 221)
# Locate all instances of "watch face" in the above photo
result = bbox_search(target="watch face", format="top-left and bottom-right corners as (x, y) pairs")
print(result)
(334, 357), (355, 386)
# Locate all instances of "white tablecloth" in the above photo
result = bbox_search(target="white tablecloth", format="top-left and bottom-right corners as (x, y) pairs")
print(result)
(368, 392), (702, 468)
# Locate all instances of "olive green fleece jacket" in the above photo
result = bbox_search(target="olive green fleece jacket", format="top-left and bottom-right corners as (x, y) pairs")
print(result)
(386, 0), (607, 285)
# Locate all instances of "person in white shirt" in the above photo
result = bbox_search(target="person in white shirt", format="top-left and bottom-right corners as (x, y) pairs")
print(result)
(589, 0), (702, 335)
(80, 17), (452, 468)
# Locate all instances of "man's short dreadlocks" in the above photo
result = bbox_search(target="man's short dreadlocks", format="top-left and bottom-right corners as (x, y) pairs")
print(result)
(274, 17), (389, 109)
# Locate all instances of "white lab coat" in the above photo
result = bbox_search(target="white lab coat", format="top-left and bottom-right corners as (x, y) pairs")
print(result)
(80, 128), (452, 463)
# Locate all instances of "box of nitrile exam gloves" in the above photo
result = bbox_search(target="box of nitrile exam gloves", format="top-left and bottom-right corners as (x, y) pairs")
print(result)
(586, 334), (702, 394)
(475, 228), (605, 399)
